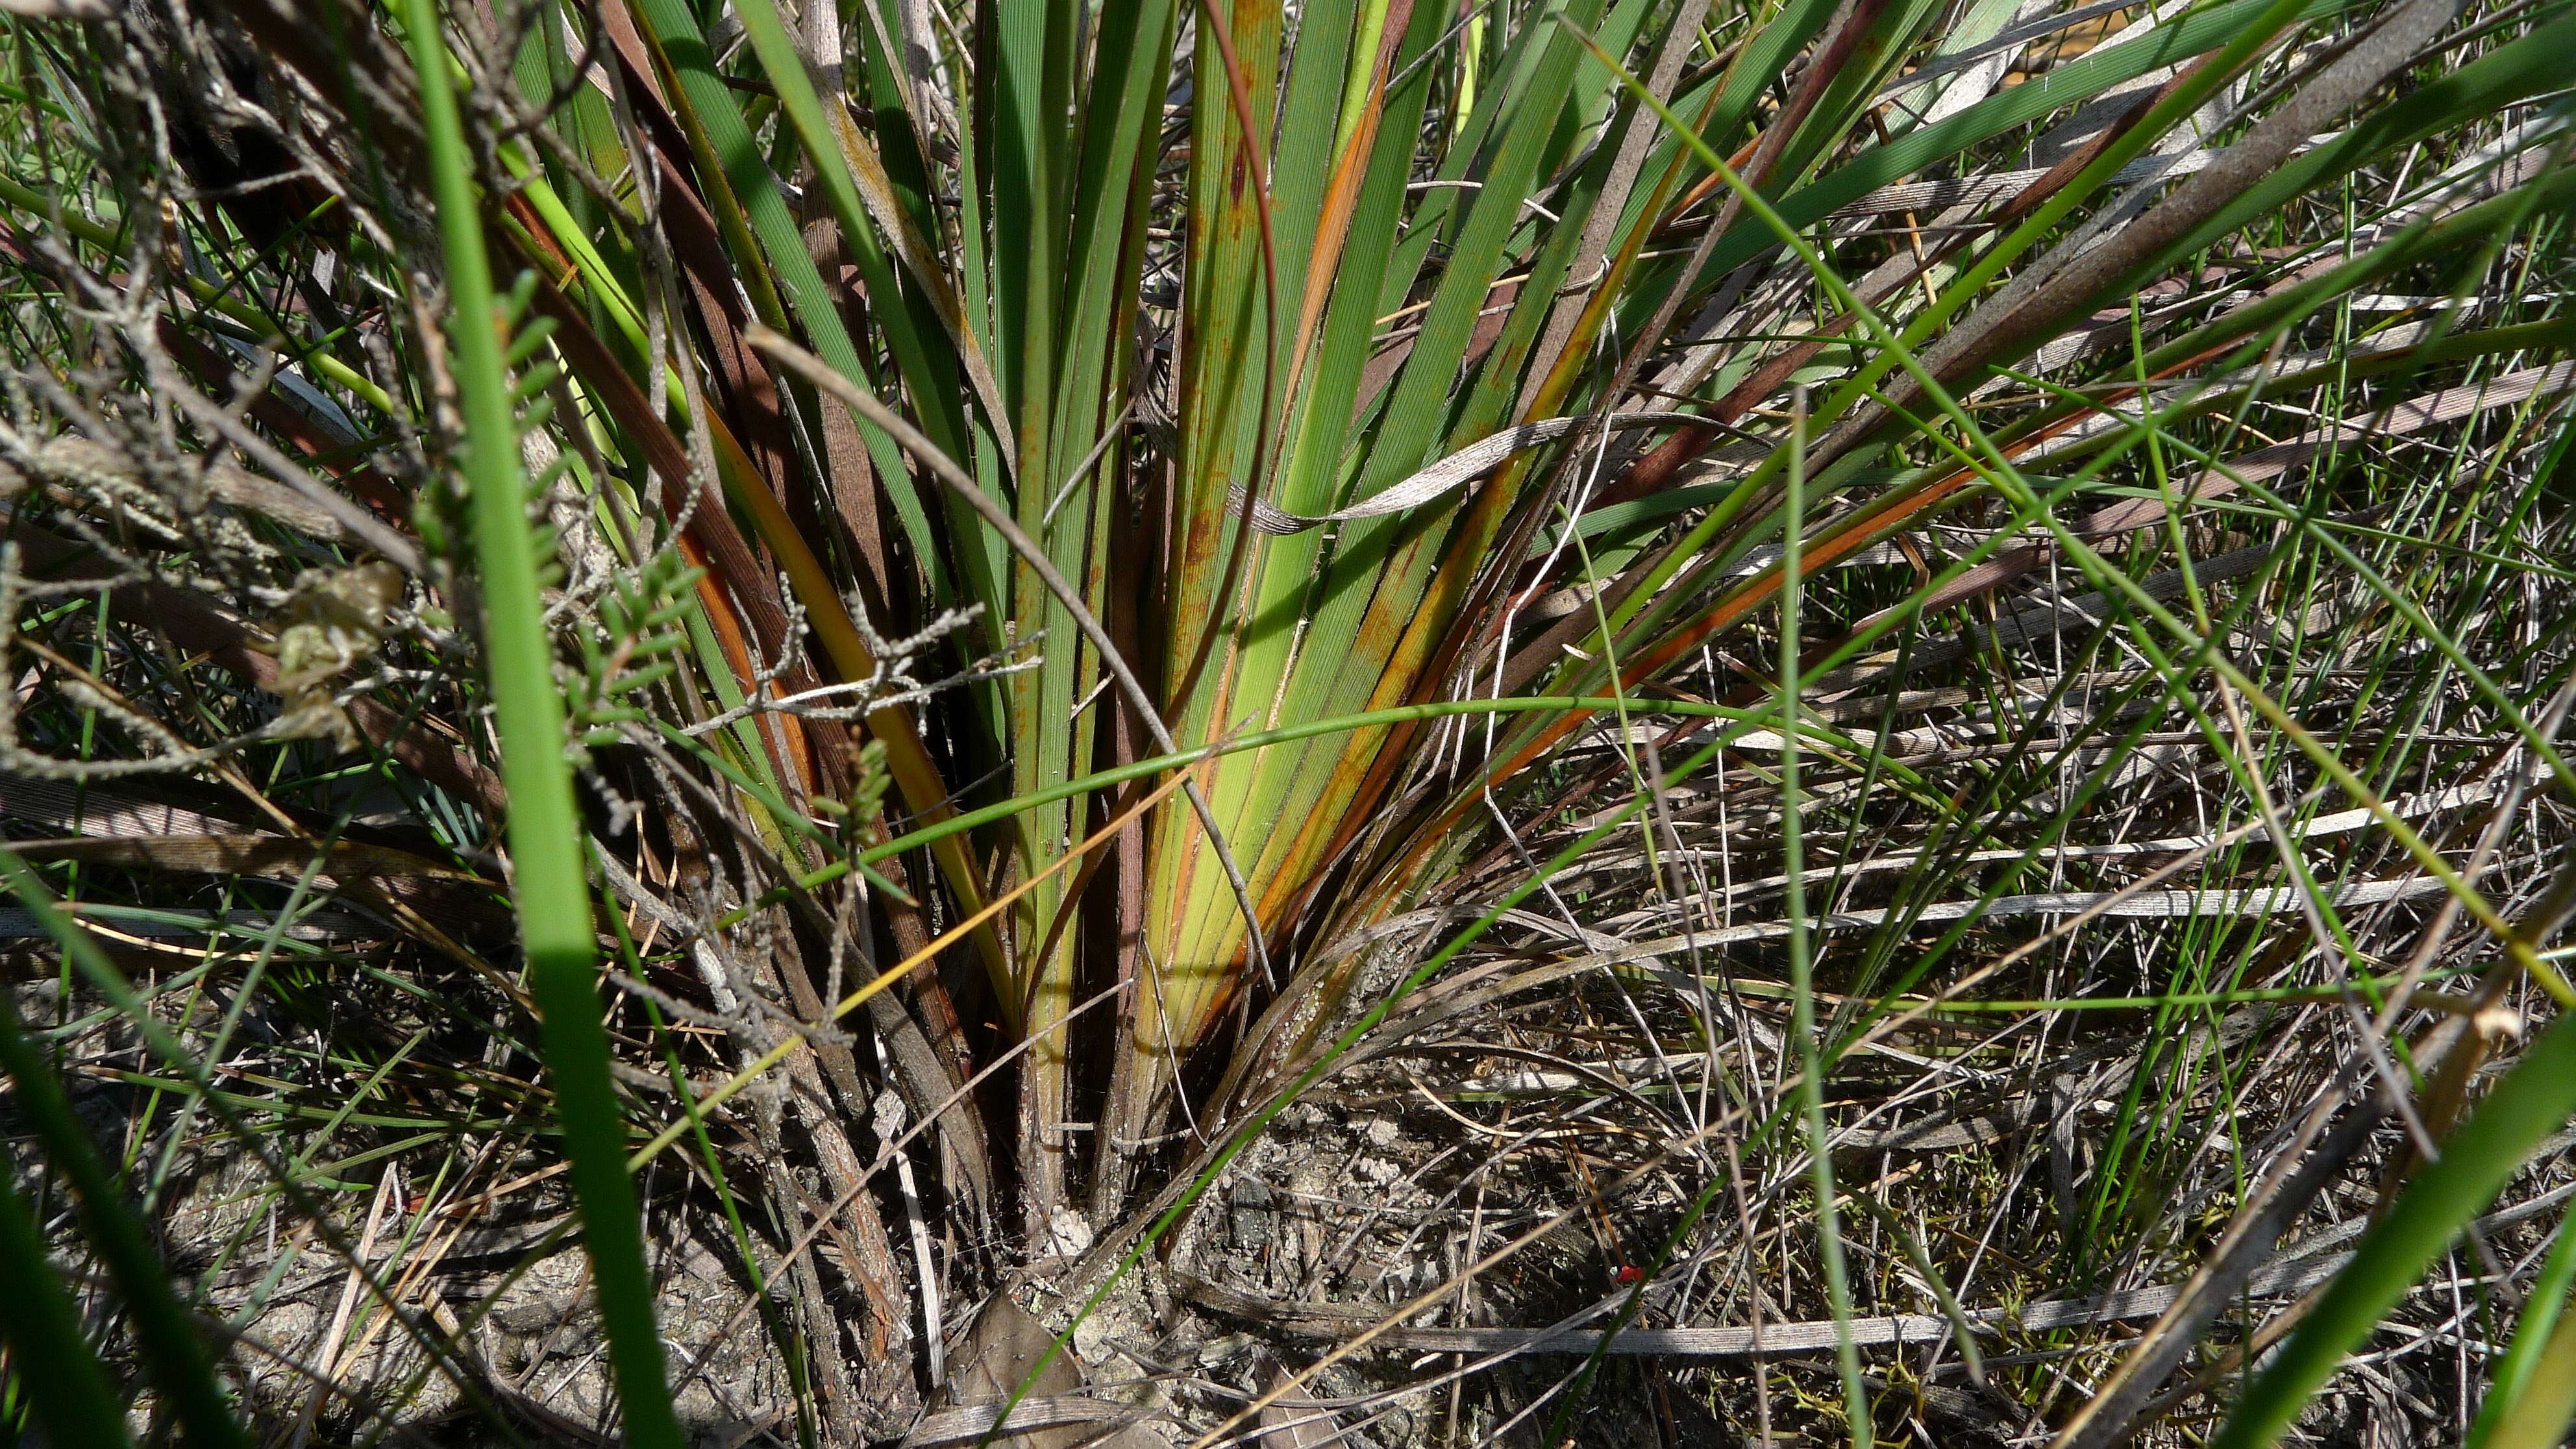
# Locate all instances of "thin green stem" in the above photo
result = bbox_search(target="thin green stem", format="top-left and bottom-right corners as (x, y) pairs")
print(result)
(395, 2), (684, 1443)
(1779, 394), (1868, 1444)
(0, 854), (247, 1449)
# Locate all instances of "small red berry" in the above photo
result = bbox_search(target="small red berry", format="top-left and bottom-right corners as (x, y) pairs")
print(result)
(1614, 1265), (1644, 1286)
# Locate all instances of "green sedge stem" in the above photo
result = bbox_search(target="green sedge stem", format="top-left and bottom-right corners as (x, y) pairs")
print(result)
(396, 2), (685, 1444)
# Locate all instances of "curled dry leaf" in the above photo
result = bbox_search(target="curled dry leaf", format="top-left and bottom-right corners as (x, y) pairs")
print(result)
(260, 561), (404, 750)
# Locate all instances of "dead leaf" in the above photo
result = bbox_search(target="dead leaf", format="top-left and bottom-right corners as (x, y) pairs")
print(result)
(923, 1298), (1157, 1448)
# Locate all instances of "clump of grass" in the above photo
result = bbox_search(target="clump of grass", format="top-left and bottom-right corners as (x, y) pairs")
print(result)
(1, 0), (2573, 1441)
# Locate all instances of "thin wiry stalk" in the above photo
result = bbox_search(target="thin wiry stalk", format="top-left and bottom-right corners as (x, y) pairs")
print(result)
(1777, 392), (1869, 1444)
